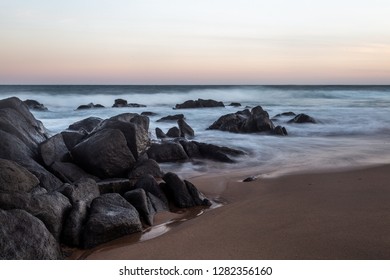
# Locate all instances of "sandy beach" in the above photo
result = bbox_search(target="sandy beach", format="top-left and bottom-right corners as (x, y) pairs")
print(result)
(81, 164), (390, 260)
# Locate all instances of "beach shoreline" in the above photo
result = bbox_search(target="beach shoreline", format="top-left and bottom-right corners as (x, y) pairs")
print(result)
(78, 163), (390, 260)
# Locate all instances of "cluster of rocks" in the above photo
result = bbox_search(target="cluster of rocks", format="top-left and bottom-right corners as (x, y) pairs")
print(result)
(76, 98), (146, 110)
(0, 97), (213, 260)
(175, 98), (225, 109)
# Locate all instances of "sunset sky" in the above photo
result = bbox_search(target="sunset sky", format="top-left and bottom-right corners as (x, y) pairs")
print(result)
(1, 0), (389, 84)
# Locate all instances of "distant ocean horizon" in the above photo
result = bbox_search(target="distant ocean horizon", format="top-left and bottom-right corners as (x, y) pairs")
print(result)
(1, 84), (389, 177)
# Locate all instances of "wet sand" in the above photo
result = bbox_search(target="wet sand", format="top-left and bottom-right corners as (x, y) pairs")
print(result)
(84, 165), (390, 259)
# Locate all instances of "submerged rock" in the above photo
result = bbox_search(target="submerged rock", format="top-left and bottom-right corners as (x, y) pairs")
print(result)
(23, 99), (48, 111)
(288, 113), (317, 124)
(175, 99), (224, 109)
(76, 103), (105, 110)
(156, 114), (184, 122)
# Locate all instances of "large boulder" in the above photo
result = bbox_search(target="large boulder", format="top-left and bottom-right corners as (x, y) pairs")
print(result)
(0, 130), (62, 191)
(93, 114), (150, 159)
(23, 99), (48, 111)
(124, 188), (155, 226)
(178, 118), (195, 137)
(288, 113), (317, 124)
(175, 99), (225, 109)
(60, 178), (100, 205)
(82, 193), (142, 248)
(0, 159), (39, 193)
(0, 191), (72, 240)
(0, 209), (62, 260)
(50, 161), (98, 183)
(128, 159), (164, 179)
(166, 126), (181, 138)
(132, 175), (168, 206)
(61, 130), (87, 150)
(161, 172), (210, 208)
(76, 103), (105, 110)
(68, 117), (103, 133)
(39, 134), (69, 167)
(155, 127), (167, 139)
(147, 142), (189, 163)
(71, 128), (135, 178)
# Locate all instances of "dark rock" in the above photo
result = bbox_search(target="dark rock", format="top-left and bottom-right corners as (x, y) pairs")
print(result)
(68, 117), (103, 133)
(71, 129), (135, 178)
(128, 159), (164, 179)
(82, 193), (142, 248)
(184, 180), (211, 206)
(94, 114), (150, 159)
(97, 179), (134, 195)
(0, 209), (62, 260)
(243, 176), (257, 182)
(179, 140), (201, 158)
(166, 126), (181, 138)
(0, 159), (39, 193)
(273, 111), (296, 118)
(112, 98), (128, 107)
(147, 142), (189, 163)
(208, 113), (247, 133)
(178, 118), (195, 137)
(273, 125), (288, 136)
(39, 134), (69, 167)
(76, 103), (105, 110)
(229, 102), (241, 107)
(61, 130), (87, 150)
(50, 161), (99, 183)
(128, 103), (146, 108)
(175, 99), (225, 109)
(147, 192), (169, 212)
(62, 201), (87, 247)
(124, 188), (155, 226)
(23, 99), (48, 111)
(0, 130), (62, 191)
(195, 141), (245, 163)
(156, 114), (184, 122)
(155, 127), (167, 139)
(60, 178), (100, 205)
(133, 175), (168, 206)
(162, 172), (208, 208)
(141, 111), (157, 116)
(288, 113), (317, 124)
(0, 192), (71, 240)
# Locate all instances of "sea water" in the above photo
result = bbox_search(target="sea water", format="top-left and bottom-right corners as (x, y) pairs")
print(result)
(1, 85), (389, 176)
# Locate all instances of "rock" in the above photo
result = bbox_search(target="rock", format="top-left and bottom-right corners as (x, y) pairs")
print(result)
(147, 142), (189, 163)
(39, 134), (69, 167)
(184, 180), (211, 206)
(93, 114), (150, 159)
(82, 193), (142, 248)
(97, 179), (134, 195)
(71, 129), (135, 178)
(155, 127), (167, 139)
(133, 175), (168, 206)
(243, 176), (256, 182)
(23, 99), (48, 111)
(68, 117), (103, 133)
(141, 111), (157, 116)
(0, 130), (62, 191)
(162, 172), (209, 208)
(0, 159), (39, 193)
(179, 140), (201, 158)
(50, 161), (98, 183)
(0, 191), (71, 240)
(288, 113), (317, 124)
(128, 103), (146, 108)
(0, 209), (62, 260)
(273, 125), (288, 136)
(62, 201), (88, 247)
(156, 114), (184, 122)
(229, 102), (241, 107)
(61, 130), (87, 150)
(178, 118), (195, 137)
(273, 111), (296, 118)
(166, 126), (181, 138)
(76, 103), (105, 110)
(175, 99), (225, 109)
(128, 159), (164, 179)
(195, 141), (245, 163)
(113, 98), (128, 107)
(60, 178), (100, 205)
(124, 188), (155, 226)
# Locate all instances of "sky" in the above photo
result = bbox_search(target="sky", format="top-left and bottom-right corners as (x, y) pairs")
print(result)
(0, 0), (389, 85)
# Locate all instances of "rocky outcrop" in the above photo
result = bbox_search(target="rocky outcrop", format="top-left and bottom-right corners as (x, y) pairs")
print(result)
(209, 106), (287, 135)
(76, 103), (105, 110)
(0, 209), (62, 260)
(68, 117), (103, 133)
(113, 99), (146, 108)
(23, 99), (48, 111)
(156, 114), (184, 122)
(132, 175), (168, 207)
(82, 193), (142, 248)
(288, 113), (317, 124)
(71, 129), (136, 178)
(147, 142), (189, 163)
(175, 99), (224, 109)
(0, 159), (39, 193)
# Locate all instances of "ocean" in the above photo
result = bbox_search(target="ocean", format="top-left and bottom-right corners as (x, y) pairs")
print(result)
(1, 85), (389, 177)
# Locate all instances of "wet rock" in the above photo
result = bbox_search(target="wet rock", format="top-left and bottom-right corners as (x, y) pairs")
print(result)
(147, 142), (189, 163)
(71, 129), (135, 178)
(97, 179), (134, 195)
(61, 130), (87, 150)
(155, 127), (167, 139)
(175, 99), (225, 109)
(141, 111), (157, 116)
(68, 117), (103, 133)
(82, 193), (142, 248)
(0, 209), (62, 260)
(179, 140), (201, 158)
(156, 114), (184, 122)
(50, 161), (98, 183)
(178, 118), (195, 137)
(60, 178), (100, 205)
(124, 188), (155, 226)
(39, 134), (69, 167)
(23, 99), (48, 111)
(243, 176), (257, 182)
(62, 201), (87, 247)
(76, 103), (105, 110)
(128, 159), (164, 179)
(273, 125), (288, 136)
(166, 126), (181, 138)
(195, 141), (245, 163)
(229, 102), (241, 107)
(0, 159), (39, 193)
(132, 175), (168, 206)
(113, 99), (146, 108)
(288, 113), (317, 124)
(273, 111), (296, 118)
